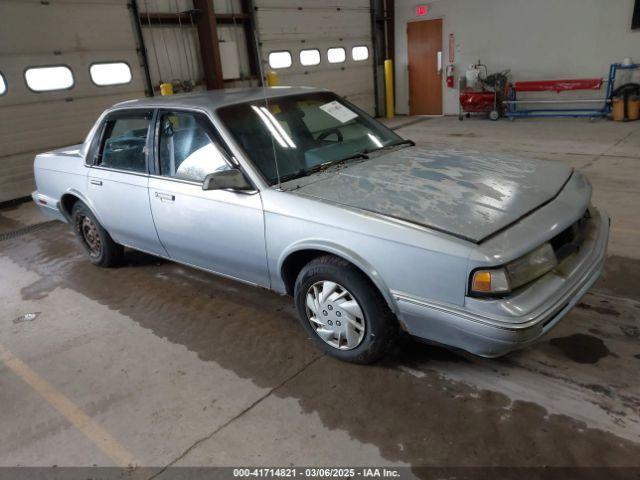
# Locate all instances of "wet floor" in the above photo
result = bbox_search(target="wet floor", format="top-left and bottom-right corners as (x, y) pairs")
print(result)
(1, 219), (639, 471)
(1, 117), (639, 472)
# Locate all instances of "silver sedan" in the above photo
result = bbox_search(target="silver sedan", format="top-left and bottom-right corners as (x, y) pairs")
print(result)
(32, 87), (609, 363)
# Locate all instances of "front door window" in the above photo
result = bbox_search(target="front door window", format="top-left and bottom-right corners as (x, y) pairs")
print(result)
(157, 111), (230, 182)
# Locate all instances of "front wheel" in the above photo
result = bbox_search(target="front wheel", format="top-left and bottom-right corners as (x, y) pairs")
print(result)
(294, 255), (397, 364)
(72, 202), (123, 267)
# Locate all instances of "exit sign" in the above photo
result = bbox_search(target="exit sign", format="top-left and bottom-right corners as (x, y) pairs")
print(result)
(416, 4), (429, 16)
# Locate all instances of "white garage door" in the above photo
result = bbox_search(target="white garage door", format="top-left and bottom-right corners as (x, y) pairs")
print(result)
(0, 0), (146, 203)
(255, 0), (376, 114)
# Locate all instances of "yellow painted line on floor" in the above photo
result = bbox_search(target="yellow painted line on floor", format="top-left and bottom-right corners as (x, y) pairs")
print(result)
(0, 342), (139, 467)
(611, 227), (640, 235)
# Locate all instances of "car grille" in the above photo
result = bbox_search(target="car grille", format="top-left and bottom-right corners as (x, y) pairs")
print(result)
(549, 208), (590, 263)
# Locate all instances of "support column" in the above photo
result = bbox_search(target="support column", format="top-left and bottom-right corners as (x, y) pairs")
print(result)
(193, 0), (224, 90)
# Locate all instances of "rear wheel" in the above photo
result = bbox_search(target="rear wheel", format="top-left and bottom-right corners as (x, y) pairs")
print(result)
(72, 202), (123, 267)
(294, 255), (397, 364)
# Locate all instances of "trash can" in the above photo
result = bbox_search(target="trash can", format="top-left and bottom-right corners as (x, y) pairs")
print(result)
(629, 97), (639, 121)
(612, 96), (639, 122)
(612, 98), (625, 121)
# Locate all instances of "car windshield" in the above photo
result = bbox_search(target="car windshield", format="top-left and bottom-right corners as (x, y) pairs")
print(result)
(216, 92), (404, 185)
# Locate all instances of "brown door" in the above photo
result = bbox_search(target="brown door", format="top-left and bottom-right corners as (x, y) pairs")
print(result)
(407, 19), (443, 115)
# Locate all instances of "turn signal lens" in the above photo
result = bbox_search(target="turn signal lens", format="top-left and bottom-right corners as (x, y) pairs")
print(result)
(471, 269), (510, 295)
(472, 271), (492, 292)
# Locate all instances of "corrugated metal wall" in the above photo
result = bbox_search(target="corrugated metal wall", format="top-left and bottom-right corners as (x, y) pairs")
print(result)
(140, 0), (257, 91)
(254, 0), (376, 114)
(0, 0), (146, 203)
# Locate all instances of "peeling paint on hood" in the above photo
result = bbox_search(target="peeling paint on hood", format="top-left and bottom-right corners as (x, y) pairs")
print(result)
(291, 147), (573, 243)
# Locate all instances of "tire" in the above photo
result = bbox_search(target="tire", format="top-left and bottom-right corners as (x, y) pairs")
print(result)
(294, 255), (397, 364)
(72, 201), (123, 267)
(489, 110), (500, 121)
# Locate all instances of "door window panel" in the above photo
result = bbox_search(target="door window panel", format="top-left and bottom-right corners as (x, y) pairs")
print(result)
(268, 51), (292, 69)
(90, 62), (132, 86)
(25, 65), (74, 91)
(351, 46), (369, 61)
(327, 47), (346, 64)
(158, 111), (229, 182)
(98, 113), (150, 172)
(300, 49), (321, 66)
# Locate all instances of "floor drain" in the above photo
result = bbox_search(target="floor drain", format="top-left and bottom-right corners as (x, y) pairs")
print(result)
(0, 221), (58, 242)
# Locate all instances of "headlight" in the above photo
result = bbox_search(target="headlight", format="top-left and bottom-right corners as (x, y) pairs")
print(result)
(470, 243), (558, 297)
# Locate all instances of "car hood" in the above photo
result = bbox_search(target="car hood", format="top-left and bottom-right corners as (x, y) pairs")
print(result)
(290, 147), (573, 243)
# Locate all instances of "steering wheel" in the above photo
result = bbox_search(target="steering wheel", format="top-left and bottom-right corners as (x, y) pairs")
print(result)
(317, 128), (344, 143)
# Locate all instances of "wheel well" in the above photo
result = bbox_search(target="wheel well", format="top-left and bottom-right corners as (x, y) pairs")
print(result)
(281, 249), (328, 296)
(60, 194), (81, 219)
(280, 250), (392, 311)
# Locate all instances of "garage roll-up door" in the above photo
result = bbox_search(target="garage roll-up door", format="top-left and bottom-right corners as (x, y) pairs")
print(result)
(255, 0), (376, 114)
(0, 0), (146, 203)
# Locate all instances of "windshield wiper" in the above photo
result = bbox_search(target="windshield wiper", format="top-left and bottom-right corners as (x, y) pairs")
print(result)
(278, 170), (307, 183)
(391, 139), (416, 147)
(334, 151), (370, 164)
(306, 154), (369, 176)
(376, 139), (415, 152)
(277, 152), (369, 185)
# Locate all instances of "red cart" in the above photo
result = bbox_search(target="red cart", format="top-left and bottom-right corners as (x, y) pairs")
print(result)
(459, 91), (499, 120)
(459, 70), (510, 121)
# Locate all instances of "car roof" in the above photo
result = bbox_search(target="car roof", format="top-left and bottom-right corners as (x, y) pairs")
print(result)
(111, 86), (327, 114)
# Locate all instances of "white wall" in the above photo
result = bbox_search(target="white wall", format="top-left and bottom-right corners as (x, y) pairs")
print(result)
(395, 0), (640, 115)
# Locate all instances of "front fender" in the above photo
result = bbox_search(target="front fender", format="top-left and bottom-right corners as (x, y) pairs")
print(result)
(277, 239), (399, 314)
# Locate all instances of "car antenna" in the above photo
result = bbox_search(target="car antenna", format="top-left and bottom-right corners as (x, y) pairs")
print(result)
(254, 31), (282, 190)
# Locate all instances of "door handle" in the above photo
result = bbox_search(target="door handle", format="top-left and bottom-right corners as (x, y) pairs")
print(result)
(437, 51), (443, 75)
(155, 192), (175, 202)
(90, 179), (102, 186)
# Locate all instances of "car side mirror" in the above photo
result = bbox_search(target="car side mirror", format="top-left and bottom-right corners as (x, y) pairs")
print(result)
(202, 168), (253, 191)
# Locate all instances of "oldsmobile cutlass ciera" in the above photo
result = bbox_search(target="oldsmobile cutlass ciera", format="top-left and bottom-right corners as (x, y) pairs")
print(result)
(32, 87), (609, 363)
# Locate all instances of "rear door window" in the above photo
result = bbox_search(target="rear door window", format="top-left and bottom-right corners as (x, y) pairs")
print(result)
(96, 111), (152, 173)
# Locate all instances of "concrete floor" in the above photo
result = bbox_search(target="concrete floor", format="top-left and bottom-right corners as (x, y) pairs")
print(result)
(1, 117), (639, 473)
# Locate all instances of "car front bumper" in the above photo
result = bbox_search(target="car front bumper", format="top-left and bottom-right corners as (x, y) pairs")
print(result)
(393, 207), (610, 357)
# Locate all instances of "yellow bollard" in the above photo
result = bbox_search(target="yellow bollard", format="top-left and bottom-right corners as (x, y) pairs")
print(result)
(160, 82), (174, 96)
(266, 70), (279, 87)
(384, 59), (394, 119)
